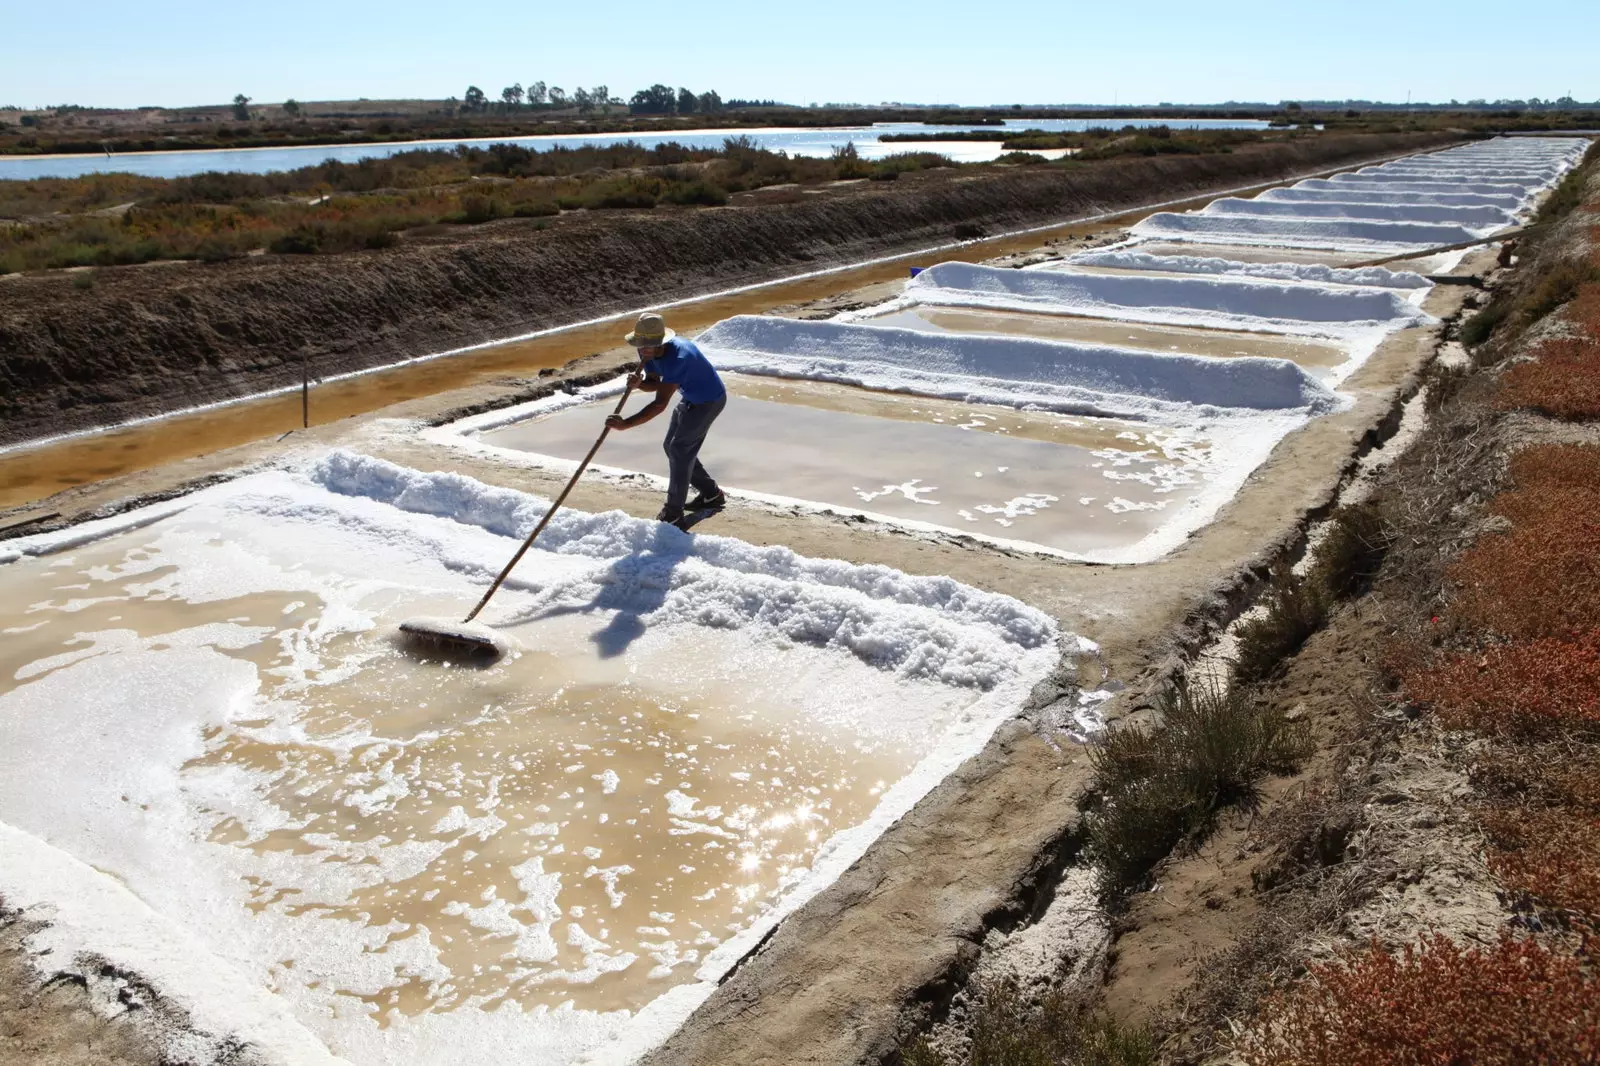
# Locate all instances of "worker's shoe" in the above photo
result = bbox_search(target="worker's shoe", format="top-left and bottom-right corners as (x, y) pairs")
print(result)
(655, 506), (686, 525)
(686, 489), (726, 512)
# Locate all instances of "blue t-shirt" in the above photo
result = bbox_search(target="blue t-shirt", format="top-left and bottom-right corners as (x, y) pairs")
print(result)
(644, 337), (726, 405)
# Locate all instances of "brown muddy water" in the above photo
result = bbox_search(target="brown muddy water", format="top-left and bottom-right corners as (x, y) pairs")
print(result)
(477, 376), (1210, 555)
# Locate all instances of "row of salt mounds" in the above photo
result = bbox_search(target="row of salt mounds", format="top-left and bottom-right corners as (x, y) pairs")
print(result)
(1199, 196), (1515, 227)
(898, 261), (1430, 334)
(1258, 187), (1526, 209)
(1299, 175), (1534, 196)
(1127, 139), (1585, 252)
(1060, 249), (1431, 290)
(694, 315), (1339, 421)
(313, 452), (1055, 677)
(1330, 172), (1545, 193)
(1131, 210), (1489, 252)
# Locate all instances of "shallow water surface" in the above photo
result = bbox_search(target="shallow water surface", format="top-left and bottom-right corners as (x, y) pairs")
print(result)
(479, 377), (1212, 554)
(0, 520), (972, 1029)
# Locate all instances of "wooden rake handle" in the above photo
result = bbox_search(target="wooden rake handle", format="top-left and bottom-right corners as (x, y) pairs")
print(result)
(463, 379), (635, 623)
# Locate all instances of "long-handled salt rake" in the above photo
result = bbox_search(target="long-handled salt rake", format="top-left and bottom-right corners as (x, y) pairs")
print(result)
(398, 380), (635, 661)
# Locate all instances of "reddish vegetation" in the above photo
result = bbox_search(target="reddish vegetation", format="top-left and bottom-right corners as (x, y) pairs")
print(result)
(1501, 335), (1600, 419)
(1493, 443), (1600, 524)
(1483, 807), (1600, 924)
(1404, 631), (1600, 737)
(1500, 282), (1600, 419)
(1445, 445), (1600, 640)
(1241, 934), (1600, 1065)
(1368, 188), (1600, 1062)
(1449, 519), (1600, 639)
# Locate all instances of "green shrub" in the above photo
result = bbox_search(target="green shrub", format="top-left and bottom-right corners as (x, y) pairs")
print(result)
(1085, 679), (1311, 899)
(269, 228), (320, 254)
(512, 200), (559, 218)
(580, 176), (660, 209)
(830, 141), (872, 179)
(71, 270), (93, 291)
(455, 193), (507, 224)
(660, 179), (728, 206)
(1232, 564), (1330, 684)
(1306, 502), (1390, 601)
(1522, 258), (1600, 325)
(1460, 297), (1510, 346)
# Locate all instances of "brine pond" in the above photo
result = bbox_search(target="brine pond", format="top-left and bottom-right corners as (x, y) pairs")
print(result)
(476, 375), (1216, 557)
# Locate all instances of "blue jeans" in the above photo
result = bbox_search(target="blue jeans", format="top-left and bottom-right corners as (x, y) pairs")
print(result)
(663, 394), (725, 512)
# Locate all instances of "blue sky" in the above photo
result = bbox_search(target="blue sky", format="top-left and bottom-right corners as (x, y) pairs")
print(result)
(5, 0), (1597, 110)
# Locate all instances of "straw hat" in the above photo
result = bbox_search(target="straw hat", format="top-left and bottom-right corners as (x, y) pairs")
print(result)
(625, 312), (675, 348)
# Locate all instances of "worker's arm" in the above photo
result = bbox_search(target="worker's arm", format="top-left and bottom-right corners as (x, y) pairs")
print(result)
(606, 380), (677, 430)
(628, 371), (670, 394)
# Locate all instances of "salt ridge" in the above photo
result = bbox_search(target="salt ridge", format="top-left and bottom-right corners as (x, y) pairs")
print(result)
(694, 314), (1341, 418)
(1060, 249), (1431, 289)
(900, 261), (1428, 334)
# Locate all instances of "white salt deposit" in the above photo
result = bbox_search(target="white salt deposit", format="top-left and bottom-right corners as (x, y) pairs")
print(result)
(1058, 249), (1431, 289)
(0, 823), (351, 1066)
(1130, 211), (1488, 252)
(693, 315), (1341, 419)
(898, 261), (1429, 335)
(1199, 196), (1515, 227)
(0, 455), (1068, 1066)
(1314, 175), (1535, 195)
(1257, 187), (1526, 209)
(1126, 138), (1582, 252)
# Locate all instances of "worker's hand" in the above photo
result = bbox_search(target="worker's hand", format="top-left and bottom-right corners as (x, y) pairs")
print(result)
(626, 372), (645, 391)
(605, 414), (630, 431)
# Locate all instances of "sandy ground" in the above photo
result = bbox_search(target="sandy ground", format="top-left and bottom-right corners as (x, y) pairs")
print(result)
(0, 182), (1494, 1061)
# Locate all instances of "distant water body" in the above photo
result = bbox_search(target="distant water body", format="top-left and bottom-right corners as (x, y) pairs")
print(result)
(0, 119), (1271, 181)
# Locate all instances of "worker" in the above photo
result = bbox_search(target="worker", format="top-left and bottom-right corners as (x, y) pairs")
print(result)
(606, 312), (728, 527)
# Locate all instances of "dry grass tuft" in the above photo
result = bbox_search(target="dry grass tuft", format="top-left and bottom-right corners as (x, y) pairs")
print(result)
(1472, 745), (1600, 811)
(903, 979), (1155, 1066)
(1239, 934), (1600, 1066)
(1084, 680), (1311, 900)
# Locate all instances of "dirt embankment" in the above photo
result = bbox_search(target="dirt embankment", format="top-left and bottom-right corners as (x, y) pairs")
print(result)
(0, 132), (1454, 447)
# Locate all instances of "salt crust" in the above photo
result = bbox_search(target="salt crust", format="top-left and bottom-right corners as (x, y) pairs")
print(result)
(0, 822), (351, 1066)
(695, 315), (1342, 418)
(1258, 187), (1527, 209)
(1130, 211), (1490, 252)
(897, 261), (1430, 336)
(1060, 249), (1432, 289)
(1199, 196), (1515, 227)
(0, 456), (1069, 1066)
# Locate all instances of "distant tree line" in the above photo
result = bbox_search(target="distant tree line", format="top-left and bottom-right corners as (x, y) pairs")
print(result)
(457, 83), (618, 114)
(627, 85), (722, 115)
(446, 83), (730, 117)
